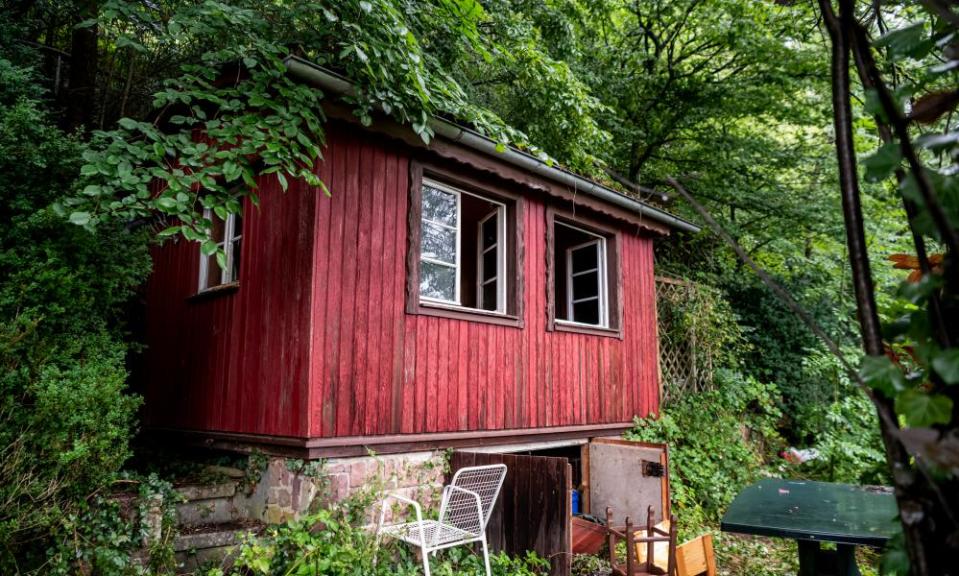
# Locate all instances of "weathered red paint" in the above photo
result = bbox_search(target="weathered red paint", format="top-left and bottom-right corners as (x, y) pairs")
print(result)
(143, 124), (661, 445)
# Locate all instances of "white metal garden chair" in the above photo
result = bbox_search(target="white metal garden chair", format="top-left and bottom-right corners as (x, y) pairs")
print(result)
(374, 464), (507, 576)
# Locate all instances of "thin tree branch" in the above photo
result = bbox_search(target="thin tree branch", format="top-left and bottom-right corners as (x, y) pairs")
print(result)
(826, 1), (947, 573)
(666, 177), (858, 380)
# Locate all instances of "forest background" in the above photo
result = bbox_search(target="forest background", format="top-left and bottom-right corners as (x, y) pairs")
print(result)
(2, 0), (954, 574)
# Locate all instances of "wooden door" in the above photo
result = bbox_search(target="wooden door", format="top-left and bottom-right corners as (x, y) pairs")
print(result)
(449, 451), (572, 576)
(587, 438), (669, 525)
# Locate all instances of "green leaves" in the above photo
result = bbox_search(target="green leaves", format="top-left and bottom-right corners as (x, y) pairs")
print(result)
(874, 22), (934, 61)
(68, 211), (91, 226)
(860, 355), (905, 398)
(895, 390), (953, 428)
(931, 349), (959, 385)
(862, 142), (901, 182)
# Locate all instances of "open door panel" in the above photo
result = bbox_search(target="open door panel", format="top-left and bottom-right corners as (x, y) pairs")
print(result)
(449, 450), (572, 576)
(586, 438), (669, 525)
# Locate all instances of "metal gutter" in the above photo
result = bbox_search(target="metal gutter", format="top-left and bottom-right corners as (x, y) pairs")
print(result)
(284, 56), (700, 233)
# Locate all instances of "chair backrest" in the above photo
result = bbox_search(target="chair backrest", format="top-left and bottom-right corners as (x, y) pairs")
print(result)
(676, 534), (716, 576)
(439, 464), (507, 535)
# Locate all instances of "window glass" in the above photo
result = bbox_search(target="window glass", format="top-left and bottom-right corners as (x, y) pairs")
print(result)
(572, 269), (599, 300)
(420, 260), (457, 301)
(230, 237), (242, 282)
(417, 178), (508, 314)
(572, 298), (601, 325)
(571, 244), (598, 271)
(421, 221), (458, 264)
(482, 216), (497, 246)
(477, 209), (502, 312)
(422, 185), (458, 226)
(202, 253), (220, 290)
(481, 282), (498, 311)
(481, 248), (498, 282)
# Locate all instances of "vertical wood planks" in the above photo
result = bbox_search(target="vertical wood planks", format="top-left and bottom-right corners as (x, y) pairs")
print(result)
(144, 124), (662, 442)
(143, 175), (315, 437)
(450, 451), (572, 576)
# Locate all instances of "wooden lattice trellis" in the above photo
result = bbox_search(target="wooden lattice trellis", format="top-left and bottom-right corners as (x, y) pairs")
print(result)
(656, 276), (714, 403)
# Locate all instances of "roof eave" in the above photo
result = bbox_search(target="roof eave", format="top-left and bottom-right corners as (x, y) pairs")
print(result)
(283, 56), (701, 234)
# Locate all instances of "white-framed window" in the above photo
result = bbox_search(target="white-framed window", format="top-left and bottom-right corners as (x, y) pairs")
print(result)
(554, 221), (609, 327)
(418, 178), (507, 313)
(198, 208), (242, 292)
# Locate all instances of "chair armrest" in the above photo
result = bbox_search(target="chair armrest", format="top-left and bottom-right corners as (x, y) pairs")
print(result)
(381, 492), (425, 524)
(378, 493), (428, 547)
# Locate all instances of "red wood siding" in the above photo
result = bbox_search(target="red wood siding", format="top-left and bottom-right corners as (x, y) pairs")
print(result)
(144, 177), (315, 437)
(306, 128), (660, 438)
(143, 124), (660, 442)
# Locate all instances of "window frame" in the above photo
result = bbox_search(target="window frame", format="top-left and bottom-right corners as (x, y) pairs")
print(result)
(417, 179), (464, 307)
(547, 207), (622, 338)
(197, 208), (242, 294)
(563, 232), (609, 328)
(476, 204), (507, 313)
(407, 161), (524, 328)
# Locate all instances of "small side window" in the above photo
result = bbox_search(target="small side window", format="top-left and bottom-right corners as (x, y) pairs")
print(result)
(198, 209), (242, 292)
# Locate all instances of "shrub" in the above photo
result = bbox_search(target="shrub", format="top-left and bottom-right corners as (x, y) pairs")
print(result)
(216, 505), (550, 576)
(42, 474), (181, 576)
(625, 370), (784, 530)
(793, 349), (888, 485)
(722, 273), (834, 441)
(0, 55), (150, 570)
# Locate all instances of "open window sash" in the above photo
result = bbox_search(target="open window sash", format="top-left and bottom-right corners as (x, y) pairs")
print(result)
(476, 207), (506, 313)
(564, 238), (607, 327)
(198, 209), (242, 292)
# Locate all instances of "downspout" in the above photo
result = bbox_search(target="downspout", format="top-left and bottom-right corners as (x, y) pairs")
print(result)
(283, 56), (700, 234)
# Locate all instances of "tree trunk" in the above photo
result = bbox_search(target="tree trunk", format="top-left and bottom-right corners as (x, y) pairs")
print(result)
(820, 1), (959, 573)
(65, 0), (98, 132)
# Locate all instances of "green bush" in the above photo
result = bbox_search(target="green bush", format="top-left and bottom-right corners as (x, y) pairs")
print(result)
(722, 273), (835, 441)
(625, 370), (784, 530)
(42, 474), (180, 576)
(215, 506), (550, 576)
(0, 54), (150, 570)
(793, 349), (888, 485)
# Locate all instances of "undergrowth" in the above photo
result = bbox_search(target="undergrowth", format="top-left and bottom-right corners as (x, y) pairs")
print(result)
(615, 367), (886, 576)
(626, 369), (784, 533)
(209, 478), (550, 576)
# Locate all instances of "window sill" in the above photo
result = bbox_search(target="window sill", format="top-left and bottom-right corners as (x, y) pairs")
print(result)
(189, 282), (240, 302)
(411, 301), (523, 328)
(551, 320), (622, 339)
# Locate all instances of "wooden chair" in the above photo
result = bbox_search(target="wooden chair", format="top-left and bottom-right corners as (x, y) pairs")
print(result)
(606, 506), (678, 576)
(676, 534), (716, 576)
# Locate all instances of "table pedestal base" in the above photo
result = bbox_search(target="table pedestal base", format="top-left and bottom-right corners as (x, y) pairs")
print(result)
(797, 541), (860, 576)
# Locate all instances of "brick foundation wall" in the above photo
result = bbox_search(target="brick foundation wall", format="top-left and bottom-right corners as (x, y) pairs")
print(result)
(238, 451), (447, 524)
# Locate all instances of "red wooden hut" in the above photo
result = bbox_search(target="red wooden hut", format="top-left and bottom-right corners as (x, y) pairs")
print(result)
(142, 57), (698, 462)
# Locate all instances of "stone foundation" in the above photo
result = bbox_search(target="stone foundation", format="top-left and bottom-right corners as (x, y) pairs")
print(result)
(238, 451), (448, 524)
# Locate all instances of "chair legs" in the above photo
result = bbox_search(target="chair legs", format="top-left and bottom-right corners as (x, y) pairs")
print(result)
(480, 535), (492, 576)
(373, 504), (387, 569)
(384, 541), (491, 576)
(419, 545), (432, 576)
